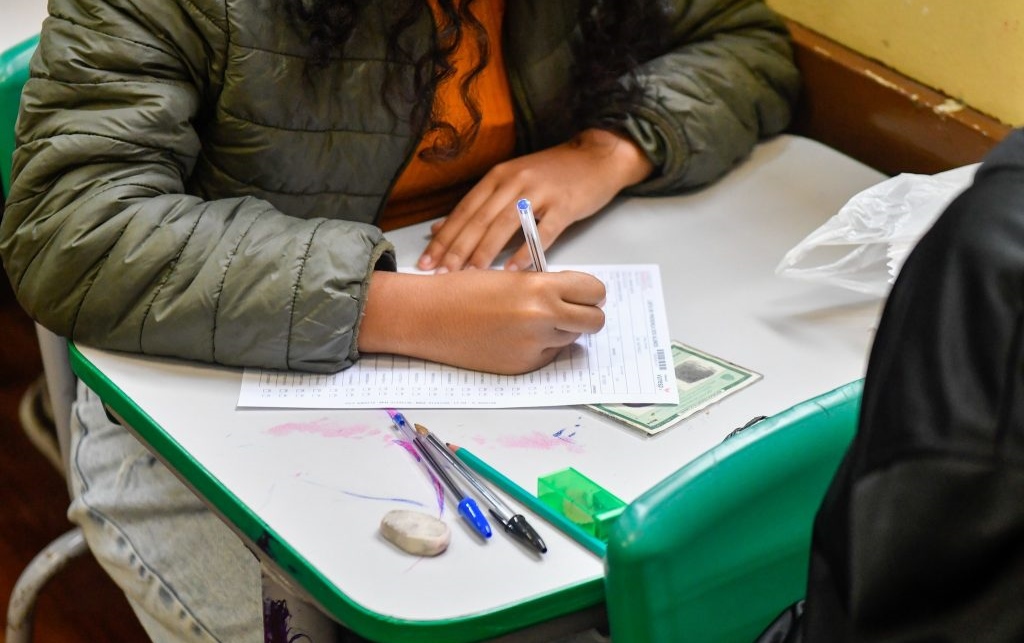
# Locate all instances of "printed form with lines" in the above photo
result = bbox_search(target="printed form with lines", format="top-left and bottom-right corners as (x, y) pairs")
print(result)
(238, 265), (678, 409)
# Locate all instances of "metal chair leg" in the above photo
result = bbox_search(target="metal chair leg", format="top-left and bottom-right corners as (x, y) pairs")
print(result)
(6, 527), (88, 643)
(17, 374), (62, 474)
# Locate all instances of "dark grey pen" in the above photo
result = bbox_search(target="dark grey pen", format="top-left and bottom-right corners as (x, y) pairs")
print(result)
(414, 423), (547, 554)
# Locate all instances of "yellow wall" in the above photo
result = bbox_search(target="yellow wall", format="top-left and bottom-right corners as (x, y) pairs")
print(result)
(767, 0), (1024, 126)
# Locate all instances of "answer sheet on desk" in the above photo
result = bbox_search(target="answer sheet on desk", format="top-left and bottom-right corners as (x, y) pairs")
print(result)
(237, 264), (678, 409)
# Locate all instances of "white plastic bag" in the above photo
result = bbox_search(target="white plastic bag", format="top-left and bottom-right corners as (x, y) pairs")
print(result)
(775, 164), (979, 297)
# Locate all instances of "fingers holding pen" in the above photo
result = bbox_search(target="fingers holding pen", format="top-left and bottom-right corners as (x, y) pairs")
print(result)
(550, 269), (606, 305)
(502, 270), (606, 348)
(503, 270), (607, 369)
(547, 270), (607, 334)
(360, 269), (606, 375)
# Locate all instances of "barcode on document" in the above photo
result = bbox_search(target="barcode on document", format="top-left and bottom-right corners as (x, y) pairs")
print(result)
(656, 349), (667, 370)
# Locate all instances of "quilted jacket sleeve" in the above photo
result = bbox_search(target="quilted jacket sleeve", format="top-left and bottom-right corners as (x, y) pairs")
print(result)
(612, 0), (801, 194)
(0, 0), (395, 373)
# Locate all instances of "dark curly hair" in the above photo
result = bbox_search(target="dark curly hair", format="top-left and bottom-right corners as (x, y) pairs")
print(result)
(284, 0), (667, 161)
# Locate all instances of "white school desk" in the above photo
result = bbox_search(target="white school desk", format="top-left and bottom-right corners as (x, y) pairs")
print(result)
(69, 134), (887, 642)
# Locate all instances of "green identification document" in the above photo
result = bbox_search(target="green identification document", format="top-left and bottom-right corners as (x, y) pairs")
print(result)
(586, 341), (761, 435)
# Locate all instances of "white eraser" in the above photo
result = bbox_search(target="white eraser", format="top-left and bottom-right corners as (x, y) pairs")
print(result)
(380, 509), (451, 557)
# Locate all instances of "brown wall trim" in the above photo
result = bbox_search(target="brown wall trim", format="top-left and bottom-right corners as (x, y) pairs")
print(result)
(784, 19), (1012, 175)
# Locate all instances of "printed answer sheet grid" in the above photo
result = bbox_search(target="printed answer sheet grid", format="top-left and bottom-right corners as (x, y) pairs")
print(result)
(238, 265), (677, 408)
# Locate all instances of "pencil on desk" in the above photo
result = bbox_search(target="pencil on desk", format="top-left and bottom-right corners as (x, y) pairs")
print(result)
(446, 443), (607, 558)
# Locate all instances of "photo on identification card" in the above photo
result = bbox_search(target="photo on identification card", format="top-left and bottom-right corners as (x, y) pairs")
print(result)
(585, 341), (762, 435)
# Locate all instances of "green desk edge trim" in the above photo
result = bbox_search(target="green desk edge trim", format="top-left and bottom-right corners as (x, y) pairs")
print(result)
(68, 342), (603, 642)
(1, 35), (39, 200)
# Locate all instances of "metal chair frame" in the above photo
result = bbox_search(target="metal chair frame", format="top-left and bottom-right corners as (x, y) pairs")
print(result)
(3, 34), (91, 643)
(5, 325), (85, 643)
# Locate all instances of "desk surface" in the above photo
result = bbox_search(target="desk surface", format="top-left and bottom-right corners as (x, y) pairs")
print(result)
(71, 134), (886, 642)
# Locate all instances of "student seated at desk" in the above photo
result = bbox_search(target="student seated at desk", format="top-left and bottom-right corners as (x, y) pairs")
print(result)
(759, 128), (1024, 642)
(0, 0), (798, 640)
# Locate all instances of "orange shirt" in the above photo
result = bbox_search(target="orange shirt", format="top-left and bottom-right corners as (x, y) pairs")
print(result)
(379, 0), (516, 231)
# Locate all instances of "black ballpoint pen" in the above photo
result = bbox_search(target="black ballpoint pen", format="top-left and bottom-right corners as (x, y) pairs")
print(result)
(414, 423), (547, 554)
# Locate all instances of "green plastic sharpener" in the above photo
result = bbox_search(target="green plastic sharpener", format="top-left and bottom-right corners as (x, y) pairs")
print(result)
(537, 467), (626, 542)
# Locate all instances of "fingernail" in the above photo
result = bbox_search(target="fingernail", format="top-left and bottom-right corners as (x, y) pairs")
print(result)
(505, 263), (519, 272)
(418, 255), (434, 269)
(434, 266), (449, 275)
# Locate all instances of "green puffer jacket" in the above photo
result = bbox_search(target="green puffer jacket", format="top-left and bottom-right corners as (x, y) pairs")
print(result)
(1, 0), (798, 373)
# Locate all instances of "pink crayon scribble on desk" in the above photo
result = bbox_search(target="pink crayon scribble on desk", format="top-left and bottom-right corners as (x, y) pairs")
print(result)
(266, 418), (382, 440)
(496, 429), (584, 454)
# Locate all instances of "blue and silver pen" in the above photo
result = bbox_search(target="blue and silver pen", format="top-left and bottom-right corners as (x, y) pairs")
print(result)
(388, 411), (492, 540)
(414, 433), (492, 540)
(516, 198), (548, 272)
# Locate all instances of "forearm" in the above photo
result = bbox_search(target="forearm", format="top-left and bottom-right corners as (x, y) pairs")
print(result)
(358, 271), (436, 358)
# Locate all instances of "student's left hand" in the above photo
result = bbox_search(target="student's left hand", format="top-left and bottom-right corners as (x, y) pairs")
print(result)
(417, 128), (653, 272)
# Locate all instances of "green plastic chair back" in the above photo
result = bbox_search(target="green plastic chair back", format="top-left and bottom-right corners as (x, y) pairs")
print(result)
(1, 34), (38, 200)
(604, 380), (862, 643)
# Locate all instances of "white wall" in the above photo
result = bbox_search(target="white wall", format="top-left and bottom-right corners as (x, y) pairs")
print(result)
(1, 0), (47, 53)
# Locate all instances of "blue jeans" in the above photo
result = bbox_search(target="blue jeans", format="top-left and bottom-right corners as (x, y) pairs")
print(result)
(67, 381), (264, 642)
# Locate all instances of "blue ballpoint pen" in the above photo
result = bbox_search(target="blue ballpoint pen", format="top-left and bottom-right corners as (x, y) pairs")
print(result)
(415, 423), (547, 555)
(516, 198), (548, 272)
(388, 411), (492, 540)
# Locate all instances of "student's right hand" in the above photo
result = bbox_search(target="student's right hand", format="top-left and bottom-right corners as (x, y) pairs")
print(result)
(358, 269), (606, 374)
